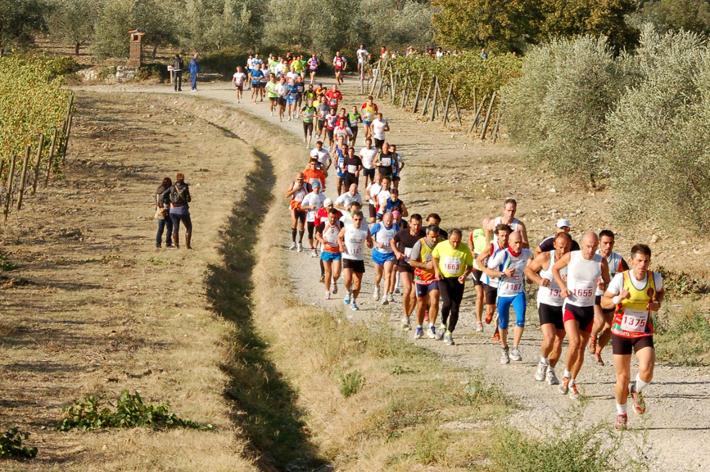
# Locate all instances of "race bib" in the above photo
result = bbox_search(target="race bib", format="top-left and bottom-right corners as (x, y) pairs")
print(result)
(501, 281), (522, 293)
(350, 243), (363, 258)
(404, 247), (412, 258)
(306, 210), (316, 222)
(381, 157), (392, 166)
(347, 165), (358, 174)
(620, 309), (648, 333)
(570, 287), (595, 305)
(442, 256), (461, 274)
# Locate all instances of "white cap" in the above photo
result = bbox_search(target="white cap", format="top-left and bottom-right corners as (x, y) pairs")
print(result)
(556, 218), (571, 229)
(323, 198), (333, 207)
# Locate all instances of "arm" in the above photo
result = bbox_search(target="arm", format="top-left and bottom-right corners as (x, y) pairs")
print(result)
(552, 252), (572, 297)
(519, 221), (530, 248)
(365, 233), (373, 249)
(475, 245), (491, 272)
(482, 217), (493, 242)
(524, 253), (551, 287)
(390, 235), (403, 259)
(338, 228), (347, 254)
(400, 202), (408, 217)
(599, 258), (610, 292)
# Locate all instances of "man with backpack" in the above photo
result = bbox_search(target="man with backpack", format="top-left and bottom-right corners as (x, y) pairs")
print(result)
(173, 54), (184, 92)
(170, 173), (192, 249)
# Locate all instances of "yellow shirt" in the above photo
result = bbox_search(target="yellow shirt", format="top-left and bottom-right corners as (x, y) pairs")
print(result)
(432, 240), (473, 278)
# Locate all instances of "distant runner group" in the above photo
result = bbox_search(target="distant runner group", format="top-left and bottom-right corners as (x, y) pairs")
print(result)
(223, 47), (665, 431)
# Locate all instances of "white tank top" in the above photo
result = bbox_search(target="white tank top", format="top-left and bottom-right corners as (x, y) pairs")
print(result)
(595, 250), (623, 296)
(565, 251), (602, 307)
(373, 223), (396, 254)
(493, 216), (522, 233)
(290, 183), (307, 204)
(537, 249), (567, 307)
(321, 222), (340, 249)
(343, 226), (368, 261)
(497, 248), (531, 297)
(481, 240), (504, 287)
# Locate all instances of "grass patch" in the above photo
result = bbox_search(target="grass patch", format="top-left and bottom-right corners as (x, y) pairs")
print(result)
(59, 390), (212, 431)
(338, 370), (365, 398)
(0, 427), (37, 460)
(0, 251), (18, 271)
(655, 300), (710, 366)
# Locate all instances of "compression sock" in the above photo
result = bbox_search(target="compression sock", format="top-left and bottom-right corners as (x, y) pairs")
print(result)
(291, 228), (297, 242)
(635, 374), (649, 393)
(563, 369), (571, 379)
(297, 230), (304, 243)
(616, 403), (627, 415)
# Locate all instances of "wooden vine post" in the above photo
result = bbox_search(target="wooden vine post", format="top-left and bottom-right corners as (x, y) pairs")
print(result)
(369, 60), (381, 95)
(421, 75), (435, 116)
(45, 128), (58, 187)
(442, 82), (453, 125)
(469, 94), (489, 134)
(412, 72), (425, 113)
(430, 76), (441, 121)
(4, 154), (17, 221)
(16, 145), (31, 211)
(31, 134), (45, 195)
(480, 92), (497, 140)
(492, 109), (503, 144)
(400, 75), (410, 108)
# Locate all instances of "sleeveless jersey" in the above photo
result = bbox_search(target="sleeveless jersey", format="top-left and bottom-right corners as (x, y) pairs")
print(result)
(595, 251), (624, 296)
(492, 216), (522, 236)
(320, 221), (341, 253)
(495, 248), (531, 297)
(289, 182), (307, 210)
(537, 249), (567, 307)
(413, 237), (437, 284)
(343, 225), (368, 261)
(481, 240), (507, 287)
(611, 271), (658, 338)
(564, 251), (602, 308)
(371, 223), (396, 254)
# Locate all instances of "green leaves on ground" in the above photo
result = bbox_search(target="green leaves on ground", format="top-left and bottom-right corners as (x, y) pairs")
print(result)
(59, 390), (213, 431)
(0, 427), (38, 460)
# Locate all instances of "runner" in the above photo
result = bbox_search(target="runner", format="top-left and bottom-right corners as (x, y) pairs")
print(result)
(316, 98), (329, 139)
(324, 107), (338, 148)
(432, 229), (474, 345)
(476, 224), (513, 342)
(334, 183), (362, 213)
(467, 228), (489, 332)
(360, 96), (379, 140)
(524, 232), (573, 383)
(316, 208), (343, 299)
(265, 73), (279, 114)
(589, 230), (629, 366)
(333, 118), (354, 147)
(325, 84), (343, 110)
(365, 173), (383, 223)
(482, 198), (529, 247)
(245, 54), (254, 88)
(356, 44), (370, 79)
(339, 210), (373, 311)
(374, 142), (395, 181)
(286, 78), (300, 120)
(409, 225), (442, 339)
(332, 135), (348, 195)
(307, 54), (319, 84)
(348, 105), (363, 144)
(359, 137), (377, 188)
(426, 213), (448, 240)
(303, 158), (326, 190)
(371, 113), (390, 150)
(251, 64), (266, 103)
(601, 244), (663, 430)
(277, 76), (289, 121)
(342, 146), (362, 189)
(552, 231), (610, 399)
(333, 51), (347, 85)
(375, 176), (392, 221)
(390, 144), (404, 190)
(391, 214), (425, 329)
(301, 98), (317, 146)
(315, 199), (343, 283)
(482, 232), (532, 363)
(536, 218), (580, 254)
(370, 212), (399, 304)
(384, 187), (407, 216)
(309, 141), (331, 173)
(232, 66), (247, 103)
(300, 181), (326, 258)
(339, 200), (363, 230)
(285, 172), (308, 252)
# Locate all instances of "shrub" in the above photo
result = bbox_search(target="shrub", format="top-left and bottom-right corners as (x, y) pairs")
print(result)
(654, 300), (710, 366)
(0, 427), (37, 460)
(605, 27), (709, 231)
(338, 370), (365, 398)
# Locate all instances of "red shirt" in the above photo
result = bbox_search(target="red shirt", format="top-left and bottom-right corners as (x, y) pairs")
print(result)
(325, 90), (343, 107)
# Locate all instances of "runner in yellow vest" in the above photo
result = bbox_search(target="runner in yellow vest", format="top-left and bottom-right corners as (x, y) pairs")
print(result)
(602, 243), (663, 430)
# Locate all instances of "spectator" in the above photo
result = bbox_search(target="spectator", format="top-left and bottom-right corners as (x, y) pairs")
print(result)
(170, 173), (192, 249)
(189, 53), (200, 92)
(155, 177), (173, 249)
(172, 54), (183, 92)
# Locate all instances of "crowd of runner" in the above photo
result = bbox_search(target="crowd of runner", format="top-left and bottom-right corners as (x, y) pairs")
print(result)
(223, 48), (666, 432)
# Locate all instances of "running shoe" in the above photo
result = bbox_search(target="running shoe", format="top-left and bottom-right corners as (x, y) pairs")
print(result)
(500, 347), (510, 365)
(444, 331), (455, 345)
(351, 301), (359, 311)
(297, 243), (303, 252)
(546, 368), (560, 385)
(325, 291), (330, 300)
(387, 293), (394, 303)
(475, 322), (483, 333)
(435, 326), (445, 341)
(629, 383), (647, 415)
(427, 325), (437, 339)
(401, 316), (410, 330)
(569, 383), (580, 400)
(535, 361), (548, 381)
(319, 274), (325, 283)
(559, 377), (570, 395)
(510, 347), (522, 362)
(615, 413), (628, 431)
(311, 249), (318, 258)
(289, 242), (297, 250)
(414, 327), (423, 339)
(344, 292), (351, 305)
(332, 283), (338, 294)
(381, 296), (389, 305)
(373, 285), (381, 300)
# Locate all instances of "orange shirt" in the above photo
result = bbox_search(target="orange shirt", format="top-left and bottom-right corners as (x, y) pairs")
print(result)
(302, 168), (326, 190)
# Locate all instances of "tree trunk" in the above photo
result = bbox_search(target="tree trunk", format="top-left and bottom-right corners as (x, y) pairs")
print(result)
(75, 42), (81, 55)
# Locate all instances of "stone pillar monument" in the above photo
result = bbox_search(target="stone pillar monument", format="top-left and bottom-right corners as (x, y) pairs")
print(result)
(127, 30), (145, 68)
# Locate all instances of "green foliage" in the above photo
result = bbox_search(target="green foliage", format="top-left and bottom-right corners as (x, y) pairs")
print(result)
(605, 26), (710, 231)
(181, 0), (264, 52)
(0, 427), (37, 460)
(0, 0), (49, 54)
(633, 0), (710, 35)
(0, 250), (18, 271)
(503, 35), (624, 184)
(47, 0), (98, 55)
(392, 51), (522, 110)
(59, 390), (213, 431)
(432, 0), (638, 53)
(0, 55), (70, 176)
(338, 370), (365, 398)
(92, 0), (132, 58)
(654, 301), (710, 366)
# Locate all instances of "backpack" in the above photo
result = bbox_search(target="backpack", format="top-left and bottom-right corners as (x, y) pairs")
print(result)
(170, 183), (188, 205)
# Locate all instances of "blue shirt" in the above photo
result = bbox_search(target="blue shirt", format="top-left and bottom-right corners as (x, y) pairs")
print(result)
(189, 59), (200, 74)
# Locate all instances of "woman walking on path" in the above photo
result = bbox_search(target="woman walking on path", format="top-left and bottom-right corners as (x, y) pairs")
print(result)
(189, 54), (200, 92)
(170, 173), (192, 249)
(155, 177), (173, 249)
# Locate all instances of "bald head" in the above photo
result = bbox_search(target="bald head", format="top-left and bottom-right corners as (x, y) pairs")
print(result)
(382, 212), (393, 226)
(581, 231), (599, 259)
